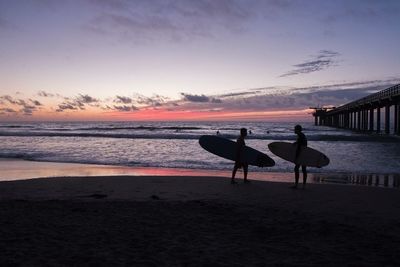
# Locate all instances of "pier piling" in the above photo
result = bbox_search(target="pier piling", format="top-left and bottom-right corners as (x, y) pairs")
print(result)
(385, 105), (390, 134)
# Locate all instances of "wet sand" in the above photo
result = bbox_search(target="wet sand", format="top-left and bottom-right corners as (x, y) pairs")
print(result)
(1, 175), (400, 266)
(2, 158), (399, 188)
(0, 158), (293, 183)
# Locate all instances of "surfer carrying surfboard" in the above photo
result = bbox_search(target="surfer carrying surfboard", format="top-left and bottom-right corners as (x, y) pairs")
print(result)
(294, 125), (307, 188)
(231, 128), (249, 184)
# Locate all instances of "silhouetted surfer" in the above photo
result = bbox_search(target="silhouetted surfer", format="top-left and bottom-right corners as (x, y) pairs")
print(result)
(231, 128), (249, 184)
(293, 125), (307, 188)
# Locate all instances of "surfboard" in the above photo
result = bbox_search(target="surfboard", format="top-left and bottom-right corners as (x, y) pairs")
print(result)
(199, 135), (275, 167)
(268, 142), (329, 167)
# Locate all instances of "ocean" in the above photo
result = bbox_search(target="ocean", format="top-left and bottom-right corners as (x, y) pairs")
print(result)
(0, 121), (399, 176)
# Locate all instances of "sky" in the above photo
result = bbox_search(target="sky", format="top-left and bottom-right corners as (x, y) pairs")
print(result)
(0, 0), (399, 121)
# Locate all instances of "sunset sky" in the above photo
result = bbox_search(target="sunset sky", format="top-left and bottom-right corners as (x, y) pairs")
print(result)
(0, 0), (399, 121)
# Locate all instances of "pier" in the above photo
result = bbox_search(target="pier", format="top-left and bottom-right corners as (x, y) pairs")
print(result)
(311, 84), (400, 135)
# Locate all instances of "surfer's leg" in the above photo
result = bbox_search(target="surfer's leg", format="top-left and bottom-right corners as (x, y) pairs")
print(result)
(231, 164), (239, 183)
(294, 164), (300, 187)
(243, 164), (249, 182)
(302, 165), (307, 187)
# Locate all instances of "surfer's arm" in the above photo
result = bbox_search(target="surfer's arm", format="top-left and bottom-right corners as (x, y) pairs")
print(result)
(294, 135), (302, 159)
(295, 143), (302, 160)
(235, 147), (240, 161)
(235, 139), (244, 162)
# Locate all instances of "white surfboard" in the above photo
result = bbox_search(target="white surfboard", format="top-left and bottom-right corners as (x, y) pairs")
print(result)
(199, 135), (275, 167)
(268, 142), (329, 167)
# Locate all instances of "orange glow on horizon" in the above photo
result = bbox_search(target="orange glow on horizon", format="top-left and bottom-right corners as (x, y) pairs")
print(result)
(0, 102), (313, 122)
(102, 108), (312, 121)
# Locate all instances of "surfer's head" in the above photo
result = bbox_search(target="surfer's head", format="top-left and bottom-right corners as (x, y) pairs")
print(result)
(294, 124), (302, 133)
(240, 128), (248, 137)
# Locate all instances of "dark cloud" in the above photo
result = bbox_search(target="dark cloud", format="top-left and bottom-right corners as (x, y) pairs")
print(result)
(114, 95), (132, 104)
(86, 0), (257, 42)
(181, 93), (209, 102)
(179, 92), (222, 103)
(113, 94), (168, 107)
(38, 91), (55, 97)
(316, 50), (339, 59)
(55, 94), (98, 112)
(292, 79), (400, 95)
(0, 108), (16, 113)
(219, 91), (261, 98)
(113, 105), (138, 112)
(174, 78), (400, 112)
(2, 77), (398, 117)
(0, 95), (41, 115)
(16, 100), (38, 115)
(20, 106), (36, 116)
(77, 94), (98, 104)
(30, 99), (43, 106)
(56, 103), (78, 112)
(0, 95), (18, 105)
(211, 98), (223, 103)
(16, 99), (28, 106)
(280, 50), (340, 77)
(73, 101), (85, 110)
(134, 94), (168, 107)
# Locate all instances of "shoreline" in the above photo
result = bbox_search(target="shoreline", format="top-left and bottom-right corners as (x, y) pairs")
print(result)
(1, 158), (399, 188)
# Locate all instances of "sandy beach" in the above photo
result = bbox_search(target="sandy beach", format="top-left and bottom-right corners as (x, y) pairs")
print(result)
(1, 174), (400, 266)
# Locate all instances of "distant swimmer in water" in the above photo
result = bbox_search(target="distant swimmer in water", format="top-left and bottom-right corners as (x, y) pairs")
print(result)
(231, 128), (249, 184)
(293, 124), (307, 189)
(216, 130), (220, 135)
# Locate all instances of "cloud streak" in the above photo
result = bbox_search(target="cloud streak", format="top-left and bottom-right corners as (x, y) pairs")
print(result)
(113, 105), (138, 112)
(0, 107), (17, 114)
(0, 95), (43, 115)
(171, 79), (400, 115)
(1, 78), (399, 119)
(114, 95), (132, 104)
(181, 93), (222, 103)
(38, 91), (55, 97)
(77, 94), (99, 104)
(30, 99), (43, 106)
(181, 93), (209, 102)
(55, 94), (98, 112)
(85, 0), (260, 42)
(280, 50), (340, 77)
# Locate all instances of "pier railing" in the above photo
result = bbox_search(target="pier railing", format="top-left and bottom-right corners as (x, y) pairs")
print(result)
(328, 84), (400, 114)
